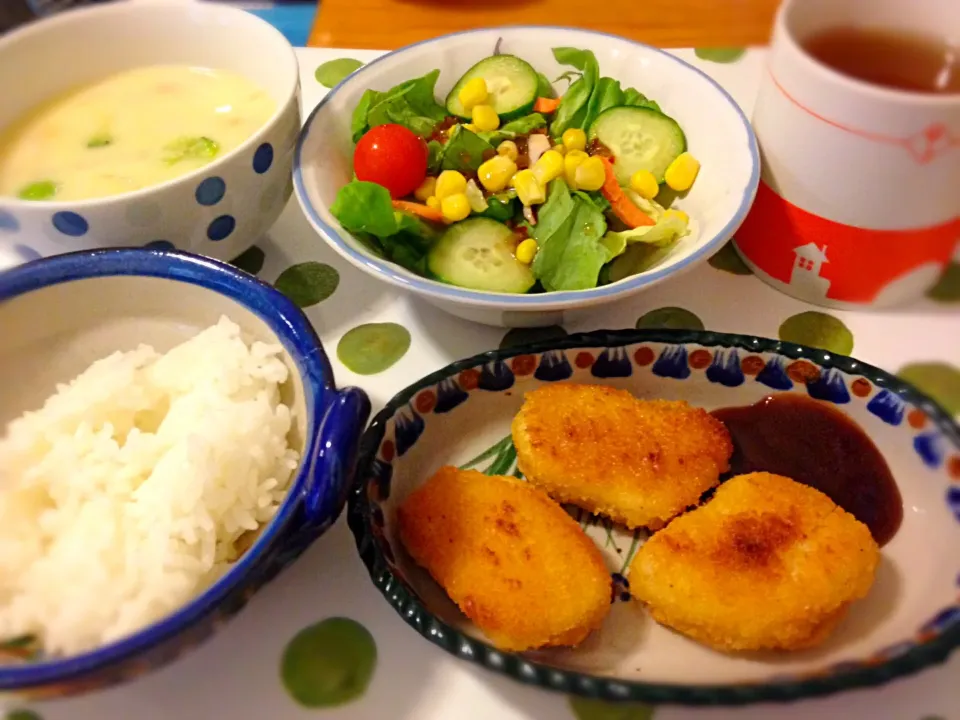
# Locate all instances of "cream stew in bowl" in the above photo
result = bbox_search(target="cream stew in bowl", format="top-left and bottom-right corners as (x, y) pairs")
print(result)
(0, 65), (276, 202)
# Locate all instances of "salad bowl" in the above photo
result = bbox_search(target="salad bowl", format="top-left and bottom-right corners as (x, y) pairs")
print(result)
(294, 27), (759, 328)
(348, 329), (960, 705)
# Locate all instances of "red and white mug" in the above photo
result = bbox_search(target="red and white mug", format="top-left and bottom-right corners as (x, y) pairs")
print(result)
(735, 0), (960, 309)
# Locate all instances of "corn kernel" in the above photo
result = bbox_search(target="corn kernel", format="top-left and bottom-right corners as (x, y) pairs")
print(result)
(463, 124), (478, 133)
(663, 208), (690, 224)
(465, 179), (488, 213)
(441, 193), (471, 222)
(497, 140), (519, 161)
(426, 195), (441, 211)
(515, 238), (538, 265)
(563, 150), (588, 187)
(629, 169), (659, 200)
(664, 152), (701, 192)
(414, 176), (437, 202)
(574, 156), (605, 191)
(532, 150), (564, 185)
(551, 143), (566, 155)
(435, 170), (467, 199)
(561, 128), (587, 153)
(457, 77), (489, 112)
(477, 155), (518, 193)
(471, 104), (500, 132)
(513, 169), (546, 206)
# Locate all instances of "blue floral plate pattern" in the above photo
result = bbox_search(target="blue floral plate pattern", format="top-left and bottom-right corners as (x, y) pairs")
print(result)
(348, 329), (960, 706)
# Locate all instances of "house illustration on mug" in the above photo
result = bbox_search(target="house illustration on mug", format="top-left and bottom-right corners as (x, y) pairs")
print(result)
(789, 242), (830, 298)
(735, 182), (959, 306)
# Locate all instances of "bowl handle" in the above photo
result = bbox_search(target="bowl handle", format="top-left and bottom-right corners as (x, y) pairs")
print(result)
(303, 386), (371, 529)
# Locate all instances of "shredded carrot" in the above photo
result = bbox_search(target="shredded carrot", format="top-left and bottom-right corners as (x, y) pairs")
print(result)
(533, 96), (562, 114)
(392, 199), (444, 224)
(598, 157), (655, 228)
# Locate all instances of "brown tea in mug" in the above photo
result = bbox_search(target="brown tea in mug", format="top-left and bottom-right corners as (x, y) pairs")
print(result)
(802, 27), (960, 94)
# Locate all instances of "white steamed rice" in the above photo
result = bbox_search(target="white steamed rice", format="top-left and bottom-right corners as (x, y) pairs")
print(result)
(0, 316), (300, 657)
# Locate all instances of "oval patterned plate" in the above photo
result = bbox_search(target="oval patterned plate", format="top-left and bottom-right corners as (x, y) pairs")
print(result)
(347, 330), (960, 706)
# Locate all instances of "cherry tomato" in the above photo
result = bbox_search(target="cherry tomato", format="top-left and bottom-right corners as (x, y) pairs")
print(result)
(353, 124), (428, 199)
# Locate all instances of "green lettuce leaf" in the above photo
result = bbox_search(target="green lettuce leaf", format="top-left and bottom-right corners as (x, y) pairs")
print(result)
(622, 87), (661, 112)
(379, 234), (430, 275)
(477, 113), (546, 146)
(600, 231), (627, 259)
(550, 48), (599, 139)
(585, 190), (611, 213)
(351, 90), (377, 142)
(426, 139), (444, 173)
(330, 180), (440, 275)
(600, 206), (689, 283)
(532, 177), (575, 247)
(479, 194), (517, 222)
(605, 242), (674, 283)
(440, 125), (494, 172)
(605, 212), (688, 247)
(536, 71), (556, 99)
(351, 70), (447, 142)
(395, 211), (440, 251)
(549, 47), (664, 138)
(585, 77), (624, 125)
(531, 180), (612, 291)
(552, 47), (597, 72)
(330, 180), (398, 237)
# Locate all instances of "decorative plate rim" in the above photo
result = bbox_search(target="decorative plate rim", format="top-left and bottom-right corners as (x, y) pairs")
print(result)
(346, 328), (960, 707)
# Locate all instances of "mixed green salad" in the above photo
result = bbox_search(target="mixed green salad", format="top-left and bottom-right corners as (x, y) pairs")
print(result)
(330, 45), (701, 294)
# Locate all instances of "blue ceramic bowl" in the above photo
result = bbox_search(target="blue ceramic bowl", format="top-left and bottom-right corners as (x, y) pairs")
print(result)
(0, 248), (370, 699)
(349, 329), (959, 705)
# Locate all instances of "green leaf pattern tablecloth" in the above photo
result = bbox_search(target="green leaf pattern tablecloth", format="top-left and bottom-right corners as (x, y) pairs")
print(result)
(8, 47), (958, 720)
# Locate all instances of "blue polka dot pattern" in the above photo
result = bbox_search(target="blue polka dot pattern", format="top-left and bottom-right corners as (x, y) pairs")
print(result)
(207, 215), (236, 242)
(0, 210), (19, 233)
(52, 211), (89, 237)
(253, 143), (274, 174)
(14, 244), (41, 262)
(145, 240), (175, 250)
(195, 177), (226, 206)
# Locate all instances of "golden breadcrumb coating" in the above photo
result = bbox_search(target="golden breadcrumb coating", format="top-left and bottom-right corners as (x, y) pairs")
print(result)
(629, 472), (880, 651)
(512, 384), (732, 529)
(397, 466), (612, 652)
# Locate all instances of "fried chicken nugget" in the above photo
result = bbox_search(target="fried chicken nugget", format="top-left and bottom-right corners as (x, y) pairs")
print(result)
(512, 384), (732, 529)
(397, 466), (611, 652)
(629, 472), (880, 652)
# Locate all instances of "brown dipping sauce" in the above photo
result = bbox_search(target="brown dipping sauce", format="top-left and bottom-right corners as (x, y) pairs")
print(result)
(711, 394), (903, 546)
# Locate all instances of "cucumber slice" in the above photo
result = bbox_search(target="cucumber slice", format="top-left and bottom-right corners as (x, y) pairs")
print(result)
(427, 218), (535, 293)
(446, 55), (539, 121)
(588, 106), (686, 184)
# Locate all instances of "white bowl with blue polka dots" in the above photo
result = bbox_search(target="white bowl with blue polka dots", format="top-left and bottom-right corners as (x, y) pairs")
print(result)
(0, 0), (301, 270)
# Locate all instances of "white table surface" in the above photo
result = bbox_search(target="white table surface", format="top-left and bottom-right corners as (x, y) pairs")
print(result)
(7, 45), (959, 720)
